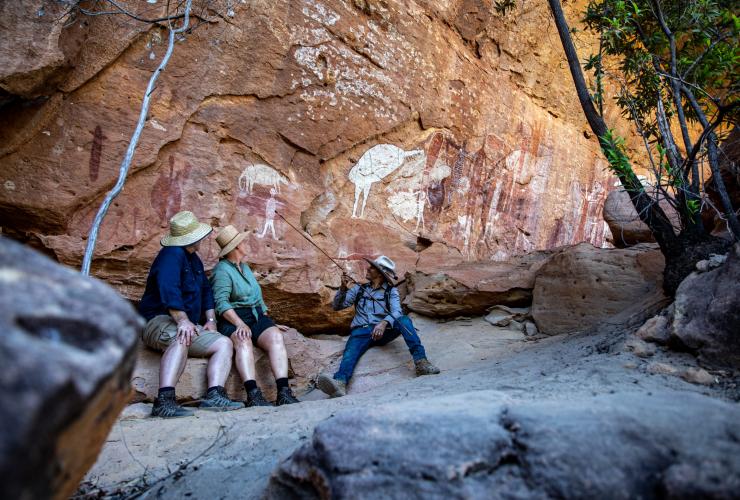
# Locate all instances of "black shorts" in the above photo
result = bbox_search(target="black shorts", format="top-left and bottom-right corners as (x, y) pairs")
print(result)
(218, 307), (275, 345)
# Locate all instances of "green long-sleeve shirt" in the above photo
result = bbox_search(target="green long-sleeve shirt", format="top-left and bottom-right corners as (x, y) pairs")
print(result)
(209, 259), (268, 319)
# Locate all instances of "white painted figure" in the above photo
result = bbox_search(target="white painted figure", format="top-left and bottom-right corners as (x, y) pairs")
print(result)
(348, 144), (423, 218)
(239, 163), (290, 194)
(258, 188), (278, 239)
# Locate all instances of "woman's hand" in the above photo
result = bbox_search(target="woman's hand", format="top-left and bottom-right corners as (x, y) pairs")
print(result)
(203, 318), (217, 332)
(277, 324), (290, 332)
(234, 323), (252, 342)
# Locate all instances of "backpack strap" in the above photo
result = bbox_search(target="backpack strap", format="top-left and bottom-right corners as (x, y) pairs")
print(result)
(354, 283), (369, 307)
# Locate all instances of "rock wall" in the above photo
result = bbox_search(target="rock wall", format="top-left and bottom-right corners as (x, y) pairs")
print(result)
(0, 0), (644, 330)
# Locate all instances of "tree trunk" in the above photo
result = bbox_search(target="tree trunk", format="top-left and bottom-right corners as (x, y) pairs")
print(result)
(546, 0), (732, 296)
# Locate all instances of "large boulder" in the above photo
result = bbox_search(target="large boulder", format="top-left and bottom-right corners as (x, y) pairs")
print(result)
(531, 243), (665, 335)
(132, 328), (346, 402)
(404, 250), (551, 317)
(266, 390), (740, 499)
(669, 243), (740, 368)
(0, 236), (142, 499)
(603, 189), (656, 247)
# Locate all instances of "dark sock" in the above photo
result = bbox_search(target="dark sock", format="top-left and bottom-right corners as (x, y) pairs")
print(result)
(244, 380), (258, 392)
(158, 386), (175, 397)
(276, 378), (289, 391)
(206, 385), (221, 393)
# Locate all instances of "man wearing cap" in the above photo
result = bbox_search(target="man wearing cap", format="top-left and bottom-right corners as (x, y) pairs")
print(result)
(139, 211), (243, 417)
(316, 255), (440, 398)
(210, 225), (300, 407)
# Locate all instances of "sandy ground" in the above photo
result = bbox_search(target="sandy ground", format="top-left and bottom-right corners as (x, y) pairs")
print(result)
(78, 313), (736, 499)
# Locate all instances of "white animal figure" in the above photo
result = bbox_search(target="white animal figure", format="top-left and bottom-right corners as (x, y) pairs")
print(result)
(258, 188), (278, 239)
(238, 163), (289, 194)
(349, 144), (423, 218)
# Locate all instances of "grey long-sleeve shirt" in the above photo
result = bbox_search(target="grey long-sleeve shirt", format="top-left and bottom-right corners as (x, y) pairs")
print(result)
(332, 282), (402, 329)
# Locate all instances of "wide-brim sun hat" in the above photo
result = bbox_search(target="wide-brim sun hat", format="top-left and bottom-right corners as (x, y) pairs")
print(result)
(161, 211), (213, 247)
(364, 255), (398, 283)
(216, 224), (249, 258)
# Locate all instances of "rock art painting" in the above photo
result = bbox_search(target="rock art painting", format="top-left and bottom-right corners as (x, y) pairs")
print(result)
(88, 125), (106, 183)
(150, 157), (192, 224)
(238, 163), (290, 194)
(369, 133), (615, 259)
(349, 144), (423, 218)
(257, 188), (282, 239)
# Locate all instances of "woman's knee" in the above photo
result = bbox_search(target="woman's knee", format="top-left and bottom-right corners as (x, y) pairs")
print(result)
(232, 336), (252, 352)
(261, 328), (285, 347)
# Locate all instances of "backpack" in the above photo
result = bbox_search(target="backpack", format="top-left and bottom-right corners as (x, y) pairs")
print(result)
(354, 283), (392, 312)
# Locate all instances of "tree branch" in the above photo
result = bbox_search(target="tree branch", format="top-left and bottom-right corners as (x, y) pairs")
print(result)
(547, 0), (678, 252)
(81, 0), (193, 275)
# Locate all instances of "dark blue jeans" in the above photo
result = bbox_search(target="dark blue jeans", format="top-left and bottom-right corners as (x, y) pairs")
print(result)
(334, 315), (427, 383)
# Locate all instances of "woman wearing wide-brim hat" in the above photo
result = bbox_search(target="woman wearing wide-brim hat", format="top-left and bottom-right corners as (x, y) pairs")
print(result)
(210, 225), (300, 407)
(139, 211), (244, 418)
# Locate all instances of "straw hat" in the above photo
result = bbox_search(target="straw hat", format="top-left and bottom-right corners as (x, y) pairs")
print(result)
(364, 255), (398, 283)
(215, 225), (248, 258)
(160, 211), (212, 247)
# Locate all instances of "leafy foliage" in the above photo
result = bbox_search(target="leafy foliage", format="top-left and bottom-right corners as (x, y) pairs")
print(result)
(582, 0), (738, 234)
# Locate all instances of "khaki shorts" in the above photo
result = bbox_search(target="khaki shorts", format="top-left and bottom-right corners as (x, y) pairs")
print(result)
(142, 315), (223, 358)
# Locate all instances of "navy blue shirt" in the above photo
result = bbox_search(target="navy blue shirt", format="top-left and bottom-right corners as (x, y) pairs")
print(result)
(139, 246), (215, 323)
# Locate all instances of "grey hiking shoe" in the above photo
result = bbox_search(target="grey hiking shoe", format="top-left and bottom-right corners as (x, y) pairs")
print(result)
(415, 358), (440, 376)
(316, 373), (347, 398)
(151, 391), (194, 418)
(199, 386), (244, 411)
(246, 388), (273, 407)
(275, 387), (300, 406)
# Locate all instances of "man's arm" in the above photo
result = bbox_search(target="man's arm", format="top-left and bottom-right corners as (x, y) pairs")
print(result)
(157, 248), (188, 314)
(203, 308), (217, 332)
(332, 278), (359, 311)
(382, 287), (402, 327)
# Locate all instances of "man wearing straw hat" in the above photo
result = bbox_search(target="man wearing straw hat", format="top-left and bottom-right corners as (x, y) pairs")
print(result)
(316, 255), (440, 398)
(139, 211), (243, 417)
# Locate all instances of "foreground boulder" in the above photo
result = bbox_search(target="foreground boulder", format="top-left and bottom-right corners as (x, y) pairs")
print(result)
(266, 390), (740, 499)
(670, 243), (740, 368)
(132, 329), (345, 402)
(531, 243), (665, 335)
(404, 251), (551, 317)
(0, 236), (142, 499)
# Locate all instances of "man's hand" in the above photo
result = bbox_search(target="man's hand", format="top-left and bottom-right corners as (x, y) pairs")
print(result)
(176, 318), (197, 346)
(203, 318), (217, 332)
(371, 320), (388, 341)
(234, 323), (252, 342)
(340, 274), (352, 291)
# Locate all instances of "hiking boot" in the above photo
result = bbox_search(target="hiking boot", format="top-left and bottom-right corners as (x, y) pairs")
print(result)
(275, 386), (300, 406)
(415, 358), (440, 376)
(151, 392), (194, 418)
(246, 387), (273, 407)
(316, 373), (347, 398)
(199, 386), (244, 411)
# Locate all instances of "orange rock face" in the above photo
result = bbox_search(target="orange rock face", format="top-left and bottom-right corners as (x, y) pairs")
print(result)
(0, 0), (643, 331)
